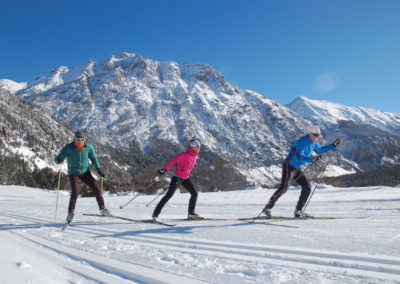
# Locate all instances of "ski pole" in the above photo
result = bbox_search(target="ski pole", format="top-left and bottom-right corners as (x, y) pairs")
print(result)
(251, 210), (265, 222)
(54, 164), (62, 223)
(252, 155), (321, 222)
(303, 159), (329, 212)
(119, 176), (160, 209)
(146, 186), (168, 207)
(303, 145), (342, 211)
(100, 177), (104, 195)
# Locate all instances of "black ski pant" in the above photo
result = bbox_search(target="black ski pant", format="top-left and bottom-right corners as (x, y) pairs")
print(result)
(68, 171), (105, 213)
(153, 176), (198, 217)
(266, 162), (311, 212)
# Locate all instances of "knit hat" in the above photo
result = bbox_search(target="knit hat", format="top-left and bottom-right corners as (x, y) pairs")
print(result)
(309, 125), (321, 136)
(189, 139), (201, 147)
(74, 131), (85, 138)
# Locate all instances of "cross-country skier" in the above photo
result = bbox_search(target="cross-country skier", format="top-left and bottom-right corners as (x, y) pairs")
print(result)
(262, 126), (341, 218)
(54, 131), (111, 223)
(152, 139), (202, 220)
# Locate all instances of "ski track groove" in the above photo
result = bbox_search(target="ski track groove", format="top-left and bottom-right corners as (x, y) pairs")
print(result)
(1, 212), (208, 284)
(7, 228), (208, 284)
(2, 212), (400, 282)
(73, 224), (400, 281)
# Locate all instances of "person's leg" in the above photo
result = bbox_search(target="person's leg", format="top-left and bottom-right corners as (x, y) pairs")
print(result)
(153, 176), (181, 217)
(68, 175), (80, 213)
(294, 171), (311, 212)
(80, 171), (105, 210)
(266, 163), (293, 209)
(182, 179), (198, 215)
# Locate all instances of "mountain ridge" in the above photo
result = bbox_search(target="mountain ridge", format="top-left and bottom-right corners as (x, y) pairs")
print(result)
(2, 52), (399, 188)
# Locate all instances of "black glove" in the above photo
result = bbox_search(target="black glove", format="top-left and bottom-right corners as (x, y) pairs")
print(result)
(96, 168), (105, 178)
(333, 138), (342, 148)
(312, 155), (322, 163)
(158, 169), (166, 175)
(56, 156), (65, 164)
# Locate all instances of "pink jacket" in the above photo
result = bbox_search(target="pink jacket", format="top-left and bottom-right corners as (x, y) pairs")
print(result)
(164, 147), (199, 179)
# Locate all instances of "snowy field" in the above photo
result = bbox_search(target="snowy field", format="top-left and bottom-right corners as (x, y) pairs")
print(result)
(1, 184), (400, 284)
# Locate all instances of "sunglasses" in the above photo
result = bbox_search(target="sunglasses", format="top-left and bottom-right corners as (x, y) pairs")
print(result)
(75, 138), (85, 141)
(312, 133), (320, 137)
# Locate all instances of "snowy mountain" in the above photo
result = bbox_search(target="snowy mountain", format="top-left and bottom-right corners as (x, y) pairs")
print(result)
(287, 96), (400, 134)
(7, 52), (355, 187)
(287, 96), (400, 170)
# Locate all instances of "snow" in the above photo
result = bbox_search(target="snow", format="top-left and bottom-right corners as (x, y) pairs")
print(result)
(324, 164), (356, 177)
(287, 96), (400, 133)
(1, 184), (400, 283)
(3, 142), (67, 173)
(0, 79), (27, 93)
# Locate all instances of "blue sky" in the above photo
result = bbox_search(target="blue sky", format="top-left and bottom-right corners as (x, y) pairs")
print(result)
(1, 0), (399, 112)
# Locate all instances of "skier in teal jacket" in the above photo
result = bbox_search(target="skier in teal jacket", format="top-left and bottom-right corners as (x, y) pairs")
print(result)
(55, 131), (110, 223)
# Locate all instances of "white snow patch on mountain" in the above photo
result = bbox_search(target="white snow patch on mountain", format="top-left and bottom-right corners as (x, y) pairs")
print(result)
(0, 79), (27, 93)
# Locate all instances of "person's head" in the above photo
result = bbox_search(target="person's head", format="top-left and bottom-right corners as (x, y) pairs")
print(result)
(308, 125), (321, 142)
(189, 139), (201, 154)
(73, 131), (85, 147)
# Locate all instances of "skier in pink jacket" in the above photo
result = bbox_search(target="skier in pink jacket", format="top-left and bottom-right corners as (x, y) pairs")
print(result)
(152, 139), (202, 220)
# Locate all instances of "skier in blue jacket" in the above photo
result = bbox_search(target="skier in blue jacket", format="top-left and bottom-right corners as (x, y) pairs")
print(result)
(262, 126), (341, 218)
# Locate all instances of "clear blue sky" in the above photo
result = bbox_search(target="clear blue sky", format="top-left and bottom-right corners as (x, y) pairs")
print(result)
(1, 0), (399, 112)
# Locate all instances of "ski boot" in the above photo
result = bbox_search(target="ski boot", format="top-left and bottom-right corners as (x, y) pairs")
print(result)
(66, 212), (74, 223)
(152, 213), (158, 221)
(188, 213), (203, 220)
(262, 206), (272, 217)
(100, 208), (112, 216)
(294, 210), (312, 218)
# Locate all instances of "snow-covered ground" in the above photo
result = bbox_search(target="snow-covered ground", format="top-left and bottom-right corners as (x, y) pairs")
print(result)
(1, 184), (400, 284)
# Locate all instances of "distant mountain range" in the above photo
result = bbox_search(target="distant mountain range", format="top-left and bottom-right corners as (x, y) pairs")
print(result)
(1, 52), (399, 189)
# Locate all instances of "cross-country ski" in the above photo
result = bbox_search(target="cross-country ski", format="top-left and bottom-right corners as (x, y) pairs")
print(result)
(82, 213), (176, 227)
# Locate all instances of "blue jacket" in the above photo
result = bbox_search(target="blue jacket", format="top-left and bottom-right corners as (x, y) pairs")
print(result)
(284, 135), (334, 169)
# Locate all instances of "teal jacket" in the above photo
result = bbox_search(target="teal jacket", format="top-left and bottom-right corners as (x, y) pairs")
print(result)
(55, 141), (101, 175)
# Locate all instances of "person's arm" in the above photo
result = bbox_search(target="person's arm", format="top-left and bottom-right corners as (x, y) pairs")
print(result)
(55, 145), (67, 164)
(164, 152), (184, 171)
(314, 142), (334, 154)
(88, 144), (101, 169)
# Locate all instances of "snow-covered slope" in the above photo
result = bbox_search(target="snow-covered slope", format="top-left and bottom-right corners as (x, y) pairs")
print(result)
(1, 184), (400, 283)
(0, 79), (27, 93)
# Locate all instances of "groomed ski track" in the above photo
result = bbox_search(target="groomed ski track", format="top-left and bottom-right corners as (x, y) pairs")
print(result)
(3, 212), (400, 283)
(1, 185), (400, 283)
